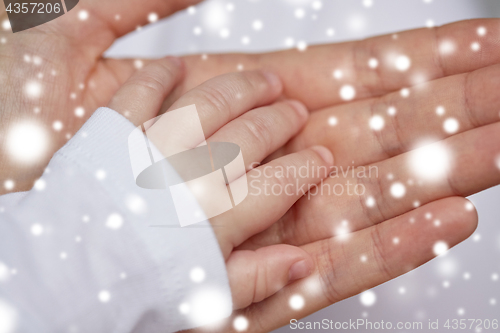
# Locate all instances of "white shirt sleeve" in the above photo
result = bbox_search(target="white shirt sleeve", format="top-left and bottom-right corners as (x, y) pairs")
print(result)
(0, 108), (232, 333)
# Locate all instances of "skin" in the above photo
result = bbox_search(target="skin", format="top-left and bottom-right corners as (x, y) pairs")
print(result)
(1, 0), (500, 331)
(109, 63), (334, 309)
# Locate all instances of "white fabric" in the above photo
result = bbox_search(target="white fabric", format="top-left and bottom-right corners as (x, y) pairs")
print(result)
(0, 108), (232, 333)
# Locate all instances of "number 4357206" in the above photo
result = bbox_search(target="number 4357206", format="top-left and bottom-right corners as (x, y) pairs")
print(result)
(444, 319), (498, 330)
(6, 2), (62, 14)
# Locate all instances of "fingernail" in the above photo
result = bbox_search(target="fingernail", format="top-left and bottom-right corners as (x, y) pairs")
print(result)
(285, 100), (309, 119)
(261, 70), (282, 89)
(288, 260), (312, 282)
(310, 146), (334, 165)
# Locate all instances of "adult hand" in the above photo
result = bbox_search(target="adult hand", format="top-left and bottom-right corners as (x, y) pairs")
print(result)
(0, 0), (203, 193)
(183, 19), (500, 333)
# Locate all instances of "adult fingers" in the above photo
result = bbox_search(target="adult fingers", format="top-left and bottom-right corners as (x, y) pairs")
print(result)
(226, 245), (313, 310)
(54, 0), (202, 39)
(106, 19), (500, 111)
(274, 62), (500, 167)
(203, 197), (478, 333)
(264, 18), (500, 110)
(239, 122), (500, 249)
(107, 56), (184, 125)
(211, 146), (334, 257)
(207, 100), (308, 170)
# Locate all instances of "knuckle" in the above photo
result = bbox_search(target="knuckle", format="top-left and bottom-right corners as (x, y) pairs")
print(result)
(251, 253), (268, 304)
(317, 241), (344, 304)
(445, 170), (464, 197)
(352, 39), (384, 96)
(370, 226), (393, 280)
(130, 72), (169, 95)
(197, 84), (233, 121)
(240, 114), (274, 151)
(356, 171), (387, 226)
(433, 27), (447, 77)
(235, 72), (257, 90)
(462, 72), (481, 128)
(369, 97), (406, 157)
(244, 71), (269, 91)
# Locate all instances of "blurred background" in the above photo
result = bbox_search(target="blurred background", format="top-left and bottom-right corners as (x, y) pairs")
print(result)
(107, 1), (500, 332)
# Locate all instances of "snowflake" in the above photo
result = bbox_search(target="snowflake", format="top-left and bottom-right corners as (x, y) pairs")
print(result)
(339, 85), (356, 101)
(74, 107), (85, 118)
(106, 213), (123, 230)
(98, 290), (111, 303)
(433, 241), (449, 256)
(368, 58), (378, 69)
(395, 55), (411, 71)
(369, 115), (385, 131)
(193, 26), (202, 36)
(148, 12), (158, 23)
(363, 0), (374, 8)
(332, 69), (343, 79)
(294, 8), (305, 19)
(400, 88), (410, 98)
(95, 169), (106, 180)
(78, 10), (89, 21)
(470, 42), (480, 52)
(328, 116), (338, 126)
(52, 121), (63, 131)
(443, 118), (459, 134)
(219, 28), (230, 38)
(25, 81), (42, 99)
(289, 294), (305, 310)
(3, 180), (15, 191)
(390, 182), (406, 198)
(125, 194), (147, 215)
(190, 267), (206, 283)
(233, 315), (249, 331)
(252, 20), (263, 31)
(31, 223), (44, 236)
(311, 1), (322, 10)
(179, 302), (190, 314)
(296, 41), (308, 51)
(6, 122), (49, 164)
(360, 290), (376, 306)
(439, 39), (456, 56)
(2, 19), (11, 31)
(409, 142), (450, 181)
(436, 105), (445, 116)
